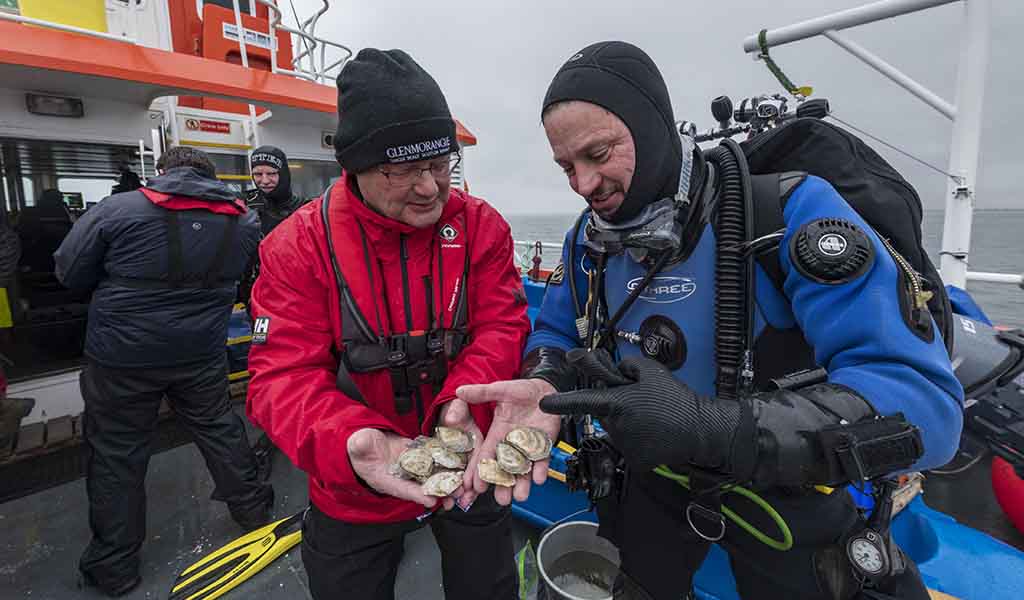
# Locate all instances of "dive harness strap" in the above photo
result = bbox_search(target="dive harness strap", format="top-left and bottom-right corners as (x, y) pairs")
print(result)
(319, 182), (470, 415)
(818, 414), (924, 484)
(109, 208), (240, 290)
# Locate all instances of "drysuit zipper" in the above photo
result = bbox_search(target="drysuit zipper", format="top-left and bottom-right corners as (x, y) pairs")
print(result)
(879, 236), (933, 334)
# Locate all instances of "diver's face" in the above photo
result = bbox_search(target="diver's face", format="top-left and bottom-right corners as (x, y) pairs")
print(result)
(252, 166), (280, 194)
(543, 101), (636, 220)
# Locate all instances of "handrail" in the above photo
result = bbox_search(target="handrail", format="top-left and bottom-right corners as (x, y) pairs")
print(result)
(967, 271), (1024, 288)
(0, 12), (137, 44)
(513, 240), (1022, 289)
(254, 0), (352, 84)
(514, 241), (564, 253)
(741, 0), (992, 291)
(742, 0), (958, 53)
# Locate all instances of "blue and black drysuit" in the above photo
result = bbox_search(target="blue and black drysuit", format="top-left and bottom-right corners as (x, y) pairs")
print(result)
(525, 174), (964, 600)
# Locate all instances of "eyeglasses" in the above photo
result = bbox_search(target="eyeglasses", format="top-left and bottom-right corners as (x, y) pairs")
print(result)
(379, 153), (461, 189)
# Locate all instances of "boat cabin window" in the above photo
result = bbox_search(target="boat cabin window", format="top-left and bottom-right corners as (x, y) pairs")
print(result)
(207, 151), (339, 201)
(0, 138), (151, 381)
(288, 160), (341, 200)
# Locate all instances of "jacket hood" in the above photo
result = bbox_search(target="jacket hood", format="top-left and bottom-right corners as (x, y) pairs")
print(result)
(250, 145), (293, 204)
(147, 167), (239, 203)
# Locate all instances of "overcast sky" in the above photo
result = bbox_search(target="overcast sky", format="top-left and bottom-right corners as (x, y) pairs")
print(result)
(289, 0), (1021, 214)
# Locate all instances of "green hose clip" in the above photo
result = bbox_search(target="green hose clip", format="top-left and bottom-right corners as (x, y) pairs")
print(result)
(757, 29), (813, 100)
(653, 465), (794, 551)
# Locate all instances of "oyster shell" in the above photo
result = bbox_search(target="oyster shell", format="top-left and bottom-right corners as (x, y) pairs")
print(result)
(431, 445), (468, 469)
(495, 441), (531, 475)
(411, 435), (443, 450)
(478, 458), (516, 487)
(397, 447), (434, 482)
(422, 470), (464, 497)
(436, 426), (474, 453)
(505, 426), (552, 461)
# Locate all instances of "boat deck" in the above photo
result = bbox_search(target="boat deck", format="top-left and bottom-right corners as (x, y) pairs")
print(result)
(0, 411), (538, 600)
(2, 404), (1022, 600)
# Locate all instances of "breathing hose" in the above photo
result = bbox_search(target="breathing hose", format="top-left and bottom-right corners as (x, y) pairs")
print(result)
(705, 140), (753, 401)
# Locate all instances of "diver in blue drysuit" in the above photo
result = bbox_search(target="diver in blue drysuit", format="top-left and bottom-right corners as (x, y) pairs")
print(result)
(524, 42), (964, 600)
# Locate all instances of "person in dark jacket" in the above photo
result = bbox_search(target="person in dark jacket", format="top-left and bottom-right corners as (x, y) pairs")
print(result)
(240, 147), (311, 471)
(54, 147), (274, 598)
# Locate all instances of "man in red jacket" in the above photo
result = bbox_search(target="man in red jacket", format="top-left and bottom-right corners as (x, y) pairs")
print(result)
(246, 48), (530, 600)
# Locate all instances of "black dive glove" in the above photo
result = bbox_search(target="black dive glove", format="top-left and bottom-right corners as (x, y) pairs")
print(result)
(540, 349), (756, 477)
(521, 346), (577, 393)
(542, 349), (922, 488)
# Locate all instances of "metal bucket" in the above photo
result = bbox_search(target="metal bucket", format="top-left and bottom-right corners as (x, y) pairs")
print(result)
(537, 521), (620, 600)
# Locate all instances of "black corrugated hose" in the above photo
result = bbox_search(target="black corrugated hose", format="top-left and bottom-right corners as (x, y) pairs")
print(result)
(706, 139), (754, 401)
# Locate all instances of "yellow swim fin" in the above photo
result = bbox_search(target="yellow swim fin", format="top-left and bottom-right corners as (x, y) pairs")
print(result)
(169, 511), (304, 600)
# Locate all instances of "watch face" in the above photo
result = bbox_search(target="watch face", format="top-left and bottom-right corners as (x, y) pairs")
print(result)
(849, 537), (885, 574)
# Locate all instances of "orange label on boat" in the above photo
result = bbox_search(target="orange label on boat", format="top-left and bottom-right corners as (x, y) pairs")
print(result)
(185, 118), (231, 135)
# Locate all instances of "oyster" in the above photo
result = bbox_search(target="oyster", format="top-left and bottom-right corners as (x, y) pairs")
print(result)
(505, 426), (552, 461)
(436, 426), (474, 453)
(478, 458), (516, 487)
(411, 435), (443, 450)
(495, 441), (531, 475)
(397, 447), (434, 482)
(422, 470), (464, 497)
(431, 445), (468, 469)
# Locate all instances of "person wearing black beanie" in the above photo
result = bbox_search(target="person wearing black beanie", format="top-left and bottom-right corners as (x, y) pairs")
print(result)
(247, 145), (308, 236)
(333, 48), (456, 176)
(245, 47), (529, 600)
(459, 40), (948, 600)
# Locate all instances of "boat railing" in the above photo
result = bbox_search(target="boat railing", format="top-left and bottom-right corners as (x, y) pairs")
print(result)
(746, 0), (1001, 292)
(513, 241), (564, 274)
(252, 0), (353, 85)
(0, 11), (137, 44)
(514, 241), (1023, 289)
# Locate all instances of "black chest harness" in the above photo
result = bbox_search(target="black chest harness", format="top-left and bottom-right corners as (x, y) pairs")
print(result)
(320, 183), (470, 422)
(109, 201), (240, 291)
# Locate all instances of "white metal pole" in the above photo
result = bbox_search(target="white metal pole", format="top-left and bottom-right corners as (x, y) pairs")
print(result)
(743, 0), (958, 53)
(822, 30), (956, 120)
(967, 271), (1024, 286)
(232, 0), (261, 148)
(259, 0), (279, 75)
(138, 139), (148, 184)
(151, 128), (163, 164)
(939, 0), (990, 289)
(167, 97), (182, 147)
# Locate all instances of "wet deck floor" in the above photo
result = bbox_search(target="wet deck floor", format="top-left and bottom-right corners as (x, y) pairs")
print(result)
(2, 411), (1022, 599)
(0, 415), (539, 600)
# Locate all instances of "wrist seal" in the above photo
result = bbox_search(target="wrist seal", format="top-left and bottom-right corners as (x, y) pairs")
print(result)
(521, 347), (578, 393)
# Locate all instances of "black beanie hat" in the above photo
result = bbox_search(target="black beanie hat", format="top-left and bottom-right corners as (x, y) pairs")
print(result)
(333, 49), (456, 173)
(250, 145), (292, 203)
(543, 41), (684, 223)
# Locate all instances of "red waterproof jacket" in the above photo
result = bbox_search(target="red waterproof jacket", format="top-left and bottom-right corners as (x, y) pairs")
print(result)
(246, 178), (530, 523)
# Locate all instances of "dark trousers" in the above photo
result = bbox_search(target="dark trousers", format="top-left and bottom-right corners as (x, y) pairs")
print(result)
(599, 471), (931, 600)
(302, 491), (519, 600)
(78, 358), (271, 587)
